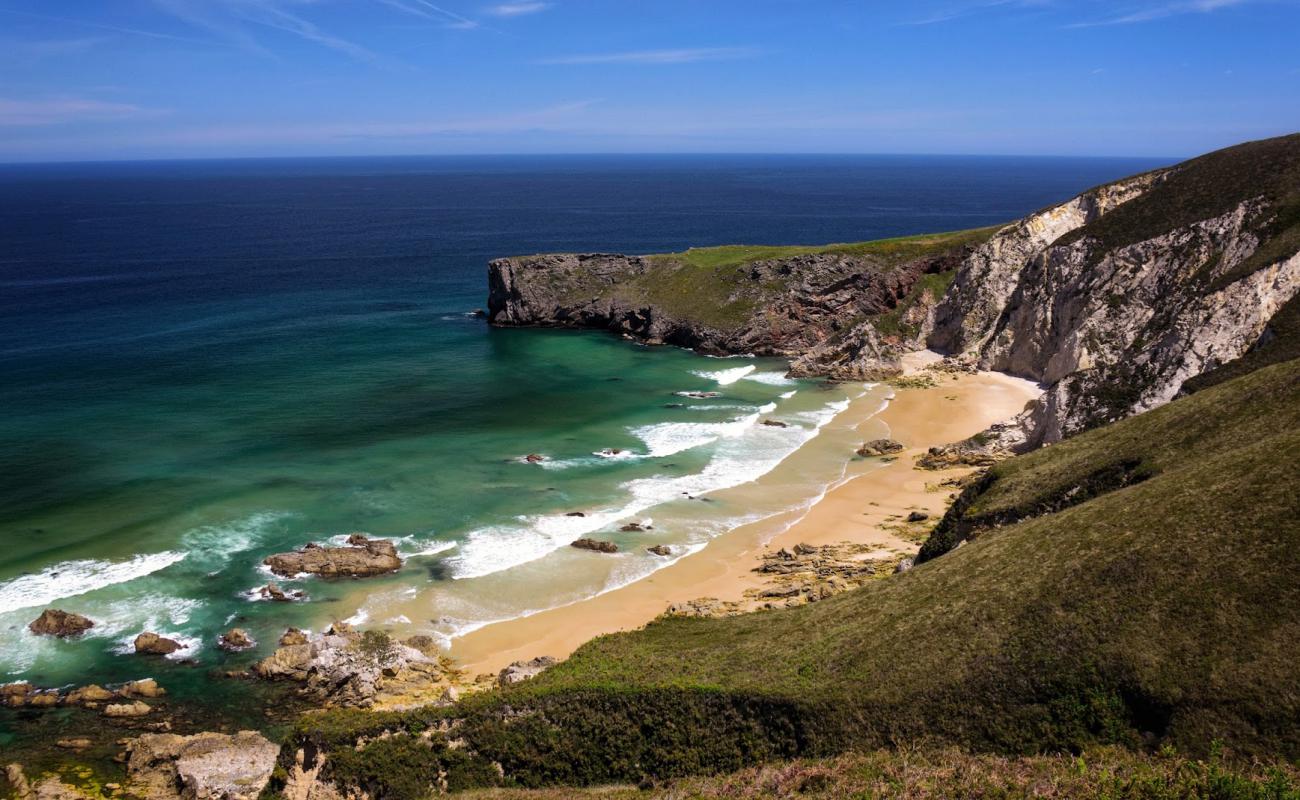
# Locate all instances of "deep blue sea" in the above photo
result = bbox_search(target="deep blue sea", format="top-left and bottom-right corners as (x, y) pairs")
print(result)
(0, 154), (1167, 709)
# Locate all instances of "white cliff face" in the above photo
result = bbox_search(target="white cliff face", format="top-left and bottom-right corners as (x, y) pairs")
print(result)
(929, 172), (1162, 357)
(929, 192), (1300, 454)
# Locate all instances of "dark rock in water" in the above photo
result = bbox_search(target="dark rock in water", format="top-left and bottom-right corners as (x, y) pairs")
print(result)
(218, 628), (255, 652)
(647, 545), (672, 556)
(664, 403), (686, 409)
(28, 609), (95, 638)
(498, 656), (557, 686)
(571, 538), (618, 553)
(262, 534), (401, 578)
(761, 419), (789, 428)
(278, 628), (308, 647)
(470, 308), (487, 318)
(134, 632), (183, 656)
(596, 448), (626, 457)
(857, 438), (905, 457)
(523, 453), (547, 463)
(258, 582), (300, 602)
(676, 391), (723, 399)
(907, 511), (930, 523)
(566, 511), (586, 517)
(620, 522), (651, 532)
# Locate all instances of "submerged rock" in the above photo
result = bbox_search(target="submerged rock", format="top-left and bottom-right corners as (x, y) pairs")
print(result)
(28, 609), (95, 638)
(571, 538), (618, 553)
(647, 545), (672, 556)
(262, 534), (401, 578)
(497, 656), (557, 686)
(619, 521), (651, 532)
(761, 419), (789, 428)
(126, 730), (279, 800)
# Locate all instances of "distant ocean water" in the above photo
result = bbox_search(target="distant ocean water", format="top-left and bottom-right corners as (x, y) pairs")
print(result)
(0, 154), (1167, 711)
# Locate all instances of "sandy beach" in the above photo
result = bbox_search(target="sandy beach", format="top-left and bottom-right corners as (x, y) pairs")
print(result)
(448, 355), (1040, 677)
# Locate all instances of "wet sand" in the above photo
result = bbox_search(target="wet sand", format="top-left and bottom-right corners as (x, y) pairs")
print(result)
(447, 356), (1041, 677)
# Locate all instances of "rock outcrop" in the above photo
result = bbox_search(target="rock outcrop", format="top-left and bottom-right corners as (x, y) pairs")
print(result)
(125, 731), (279, 800)
(488, 240), (982, 378)
(570, 537), (618, 553)
(928, 134), (1300, 450)
(262, 534), (402, 578)
(497, 656), (557, 686)
(135, 632), (183, 656)
(28, 609), (94, 637)
(252, 627), (457, 709)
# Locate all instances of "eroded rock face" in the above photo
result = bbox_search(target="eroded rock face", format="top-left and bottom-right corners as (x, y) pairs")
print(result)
(253, 628), (456, 709)
(262, 534), (401, 578)
(929, 168), (1300, 452)
(126, 731), (279, 800)
(488, 249), (969, 376)
(218, 629), (255, 652)
(28, 609), (95, 637)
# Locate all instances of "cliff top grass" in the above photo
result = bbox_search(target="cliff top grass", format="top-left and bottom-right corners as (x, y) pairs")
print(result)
(649, 226), (1001, 271)
(1058, 132), (1300, 272)
(288, 358), (1300, 796)
(616, 226), (999, 330)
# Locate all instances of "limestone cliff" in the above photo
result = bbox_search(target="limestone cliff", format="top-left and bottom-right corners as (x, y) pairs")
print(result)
(927, 133), (1300, 454)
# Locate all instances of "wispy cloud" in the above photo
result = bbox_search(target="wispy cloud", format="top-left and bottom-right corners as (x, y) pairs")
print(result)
(0, 98), (163, 127)
(1068, 0), (1258, 27)
(152, 0), (375, 59)
(378, 0), (482, 29)
(539, 47), (760, 65)
(897, 0), (1046, 26)
(0, 36), (110, 58)
(486, 2), (550, 16)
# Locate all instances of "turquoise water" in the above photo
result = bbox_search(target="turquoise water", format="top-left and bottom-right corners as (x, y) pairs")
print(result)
(0, 154), (1167, 710)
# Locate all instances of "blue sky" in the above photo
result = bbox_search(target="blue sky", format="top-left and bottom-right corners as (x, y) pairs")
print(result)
(1, 0), (1298, 161)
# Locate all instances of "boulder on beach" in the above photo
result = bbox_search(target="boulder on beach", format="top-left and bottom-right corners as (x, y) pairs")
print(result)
(28, 609), (95, 638)
(262, 534), (402, 578)
(857, 438), (905, 457)
(571, 538), (618, 553)
(135, 632), (183, 656)
(906, 511), (930, 523)
(218, 629), (255, 652)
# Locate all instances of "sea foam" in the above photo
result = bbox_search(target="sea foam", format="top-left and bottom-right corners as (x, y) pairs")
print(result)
(0, 552), (187, 615)
(692, 365), (756, 385)
(446, 395), (847, 581)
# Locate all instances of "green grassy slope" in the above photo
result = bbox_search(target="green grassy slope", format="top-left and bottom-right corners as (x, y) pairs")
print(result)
(282, 359), (1300, 796)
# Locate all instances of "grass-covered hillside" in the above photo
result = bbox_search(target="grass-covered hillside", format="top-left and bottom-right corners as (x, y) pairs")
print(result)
(279, 357), (1300, 796)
